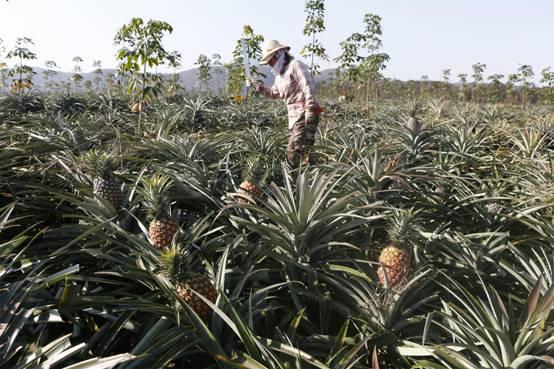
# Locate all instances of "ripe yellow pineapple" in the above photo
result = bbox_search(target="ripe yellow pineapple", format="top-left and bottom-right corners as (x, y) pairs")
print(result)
(376, 208), (420, 288)
(176, 272), (218, 321)
(377, 245), (411, 287)
(237, 180), (262, 203)
(138, 174), (178, 249)
(149, 217), (179, 249)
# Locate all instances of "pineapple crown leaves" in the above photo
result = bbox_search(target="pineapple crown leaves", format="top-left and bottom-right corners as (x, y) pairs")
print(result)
(406, 99), (424, 118)
(241, 154), (271, 184)
(160, 244), (189, 282)
(138, 173), (174, 219)
(159, 243), (208, 283)
(386, 207), (423, 247)
(80, 149), (119, 178)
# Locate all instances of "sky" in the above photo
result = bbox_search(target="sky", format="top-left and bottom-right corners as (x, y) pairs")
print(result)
(0, 0), (552, 82)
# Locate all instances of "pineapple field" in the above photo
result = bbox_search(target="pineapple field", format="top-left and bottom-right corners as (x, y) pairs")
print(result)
(1, 2), (554, 368)
(1, 91), (553, 368)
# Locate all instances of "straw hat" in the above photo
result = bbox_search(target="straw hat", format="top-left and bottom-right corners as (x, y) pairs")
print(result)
(259, 39), (290, 65)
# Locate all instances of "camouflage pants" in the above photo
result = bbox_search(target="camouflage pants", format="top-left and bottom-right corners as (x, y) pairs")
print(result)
(286, 114), (319, 167)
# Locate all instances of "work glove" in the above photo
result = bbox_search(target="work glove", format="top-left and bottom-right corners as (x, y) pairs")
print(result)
(305, 111), (318, 125)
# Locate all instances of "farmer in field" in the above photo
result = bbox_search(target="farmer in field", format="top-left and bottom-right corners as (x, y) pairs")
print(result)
(248, 39), (322, 167)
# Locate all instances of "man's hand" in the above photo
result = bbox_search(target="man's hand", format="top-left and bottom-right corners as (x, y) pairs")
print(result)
(306, 111), (318, 125)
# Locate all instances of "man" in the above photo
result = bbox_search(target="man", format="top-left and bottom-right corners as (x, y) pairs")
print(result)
(248, 39), (322, 167)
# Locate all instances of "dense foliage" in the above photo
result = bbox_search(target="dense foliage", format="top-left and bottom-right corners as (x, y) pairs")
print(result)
(1, 89), (553, 368)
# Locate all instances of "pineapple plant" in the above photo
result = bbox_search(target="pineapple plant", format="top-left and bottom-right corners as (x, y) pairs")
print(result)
(405, 100), (423, 133)
(162, 246), (218, 321)
(483, 184), (507, 215)
(138, 174), (179, 249)
(377, 208), (420, 288)
(236, 155), (267, 203)
(82, 150), (123, 208)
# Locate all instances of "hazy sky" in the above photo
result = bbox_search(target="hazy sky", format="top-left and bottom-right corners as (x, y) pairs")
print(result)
(0, 0), (552, 81)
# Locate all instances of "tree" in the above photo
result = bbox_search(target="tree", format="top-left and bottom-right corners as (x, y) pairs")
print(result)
(540, 66), (553, 105)
(166, 50), (182, 95)
(441, 68), (451, 96)
(300, 0), (329, 76)
(93, 59), (103, 91)
(114, 17), (174, 134)
(471, 62), (486, 103)
(335, 13), (390, 108)
(335, 33), (363, 84)
(359, 14), (390, 104)
(442, 68), (451, 83)
(84, 79), (93, 93)
(106, 72), (116, 93)
(420, 75), (429, 96)
(0, 38), (8, 93)
(457, 73), (468, 102)
(43, 60), (58, 92)
(211, 53), (224, 93)
(506, 73), (520, 104)
(225, 25), (264, 97)
(6, 37), (37, 93)
(72, 56), (84, 91)
(517, 64), (534, 105)
(195, 54), (211, 94)
(487, 73), (504, 103)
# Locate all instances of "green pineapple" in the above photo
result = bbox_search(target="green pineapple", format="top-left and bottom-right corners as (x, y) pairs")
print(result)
(405, 100), (423, 133)
(138, 174), (178, 249)
(82, 150), (123, 208)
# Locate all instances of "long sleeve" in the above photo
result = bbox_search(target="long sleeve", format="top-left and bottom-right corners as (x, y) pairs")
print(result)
(255, 82), (280, 99)
(290, 61), (317, 112)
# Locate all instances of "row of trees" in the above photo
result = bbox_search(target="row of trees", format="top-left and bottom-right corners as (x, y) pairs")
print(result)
(1, 0), (552, 106)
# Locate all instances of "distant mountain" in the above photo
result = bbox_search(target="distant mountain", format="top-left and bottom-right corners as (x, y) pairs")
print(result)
(22, 65), (338, 92)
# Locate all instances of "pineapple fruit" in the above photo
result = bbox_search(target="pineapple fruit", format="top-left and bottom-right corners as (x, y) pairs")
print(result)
(176, 272), (218, 321)
(486, 202), (503, 214)
(236, 155), (267, 203)
(139, 174), (179, 249)
(405, 100), (423, 133)
(406, 116), (422, 133)
(377, 245), (411, 287)
(93, 175), (123, 208)
(376, 208), (419, 288)
(149, 218), (179, 249)
(82, 150), (123, 208)
(162, 246), (218, 321)
(238, 180), (262, 201)
(485, 188), (505, 214)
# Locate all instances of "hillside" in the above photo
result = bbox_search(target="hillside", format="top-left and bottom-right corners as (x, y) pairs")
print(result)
(19, 65), (338, 91)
